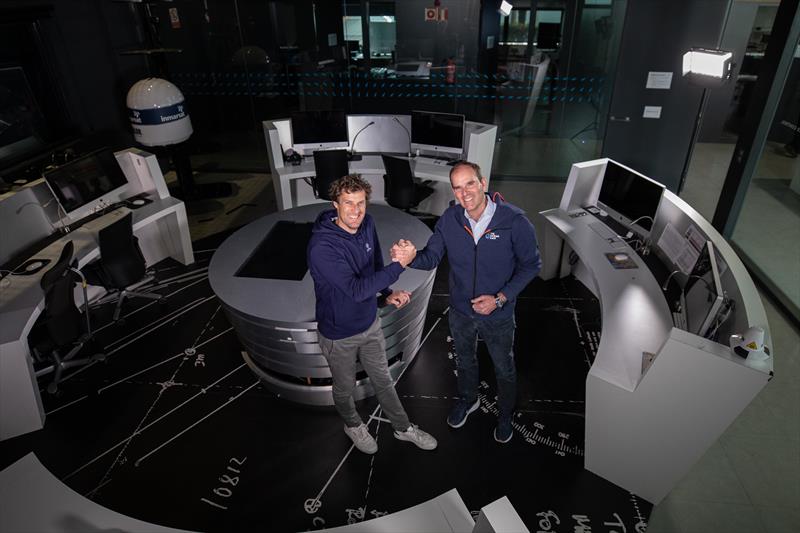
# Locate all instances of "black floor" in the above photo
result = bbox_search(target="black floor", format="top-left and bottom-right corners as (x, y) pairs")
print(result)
(0, 231), (652, 532)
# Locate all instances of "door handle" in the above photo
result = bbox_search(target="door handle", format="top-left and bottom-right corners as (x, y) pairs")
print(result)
(609, 116), (631, 122)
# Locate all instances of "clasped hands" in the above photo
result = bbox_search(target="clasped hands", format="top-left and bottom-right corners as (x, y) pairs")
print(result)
(390, 238), (417, 267)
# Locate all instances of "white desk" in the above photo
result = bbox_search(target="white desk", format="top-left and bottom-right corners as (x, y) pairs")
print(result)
(0, 196), (193, 441)
(539, 158), (773, 504)
(263, 117), (498, 214)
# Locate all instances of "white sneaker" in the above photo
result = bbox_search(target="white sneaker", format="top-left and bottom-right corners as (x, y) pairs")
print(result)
(344, 423), (378, 454)
(394, 424), (437, 450)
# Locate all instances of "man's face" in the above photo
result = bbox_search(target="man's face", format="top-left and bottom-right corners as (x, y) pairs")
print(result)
(451, 166), (487, 218)
(333, 189), (367, 234)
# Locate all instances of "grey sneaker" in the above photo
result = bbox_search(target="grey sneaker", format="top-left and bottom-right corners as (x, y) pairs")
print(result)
(394, 424), (437, 450)
(344, 423), (378, 454)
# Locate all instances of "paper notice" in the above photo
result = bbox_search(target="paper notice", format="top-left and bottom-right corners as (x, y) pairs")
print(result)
(646, 71), (673, 89)
(658, 222), (700, 273)
(643, 106), (662, 119)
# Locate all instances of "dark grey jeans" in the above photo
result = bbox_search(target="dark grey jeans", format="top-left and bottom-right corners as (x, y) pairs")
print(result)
(318, 316), (411, 432)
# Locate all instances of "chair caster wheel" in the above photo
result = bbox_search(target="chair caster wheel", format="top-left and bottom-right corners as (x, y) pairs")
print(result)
(116, 318), (126, 326)
(94, 353), (106, 362)
(47, 383), (58, 395)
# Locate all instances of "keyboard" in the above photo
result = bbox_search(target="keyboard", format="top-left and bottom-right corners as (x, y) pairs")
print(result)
(589, 222), (619, 240)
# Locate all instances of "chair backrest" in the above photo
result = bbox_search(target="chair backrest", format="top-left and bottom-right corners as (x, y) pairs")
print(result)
(98, 212), (146, 289)
(313, 150), (349, 201)
(40, 241), (82, 345)
(381, 155), (416, 210)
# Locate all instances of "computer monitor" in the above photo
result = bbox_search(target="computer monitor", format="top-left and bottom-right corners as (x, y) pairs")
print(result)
(410, 110), (465, 156)
(43, 148), (129, 217)
(683, 240), (724, 339)
(598, 160), (664, 233)
(290, 110), (348, 153)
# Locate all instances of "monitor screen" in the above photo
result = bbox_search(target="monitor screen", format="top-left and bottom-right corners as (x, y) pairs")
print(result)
(684, 241), (724, 339)
(598, 161), (664, 231)
(291, 110), (348, 151)
(411, 110), (465, 155)
(44, 149), (128, 215)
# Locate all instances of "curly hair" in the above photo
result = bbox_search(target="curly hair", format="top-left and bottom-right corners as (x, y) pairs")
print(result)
(329, 174), (372, 202)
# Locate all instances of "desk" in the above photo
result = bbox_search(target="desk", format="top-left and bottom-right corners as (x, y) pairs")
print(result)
(539, 158), (773, 504)
(263, 117), (498, 213)
(208, 204), (435, 406)
(0, 196), (193, 441)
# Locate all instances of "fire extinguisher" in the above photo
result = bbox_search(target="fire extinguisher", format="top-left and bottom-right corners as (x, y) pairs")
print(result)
(446, 57), (456, 84)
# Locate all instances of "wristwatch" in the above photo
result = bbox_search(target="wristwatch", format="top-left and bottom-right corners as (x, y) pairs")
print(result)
(495, 295), (505, 309)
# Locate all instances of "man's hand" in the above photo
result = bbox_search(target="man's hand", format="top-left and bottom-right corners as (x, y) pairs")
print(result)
(390, 239), (417, 268)
(386, 290), (411, 308)
(471, 294), (498, 315)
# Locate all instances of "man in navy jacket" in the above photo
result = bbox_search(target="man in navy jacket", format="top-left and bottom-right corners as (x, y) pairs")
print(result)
(308, 175), (437, 454)
(393, 161), (541, 443)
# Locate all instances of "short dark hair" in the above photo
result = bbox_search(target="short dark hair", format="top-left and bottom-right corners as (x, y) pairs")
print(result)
(449, 160), (483, 181)
(329, 174), (372, 202)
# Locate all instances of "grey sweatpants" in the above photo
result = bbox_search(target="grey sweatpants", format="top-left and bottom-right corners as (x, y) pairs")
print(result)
(318, 316), (411, 432)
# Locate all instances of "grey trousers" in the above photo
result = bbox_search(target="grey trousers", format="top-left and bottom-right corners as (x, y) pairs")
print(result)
(318, 316), (411, 432)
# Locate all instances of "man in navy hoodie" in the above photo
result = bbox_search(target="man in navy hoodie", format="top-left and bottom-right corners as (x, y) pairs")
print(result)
(307, 174), (437, 454)
(393, 161), (541, 443)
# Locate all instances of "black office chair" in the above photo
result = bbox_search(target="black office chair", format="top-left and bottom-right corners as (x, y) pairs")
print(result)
(312, 150), (349, 200)
(30, 241), (104, 394)
(381, 155), (434, 211)
(93, 212), (163, 322)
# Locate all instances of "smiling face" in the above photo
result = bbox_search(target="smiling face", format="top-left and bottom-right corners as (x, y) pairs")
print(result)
(333, 189), (367, 234)
(450, 164), (488, 221)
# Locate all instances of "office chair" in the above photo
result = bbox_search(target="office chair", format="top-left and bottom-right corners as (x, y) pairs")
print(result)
(312, 150), (349, 201)
(30, 241), (104, 394)
(94, 212), (163, 322)
(381, 155), (434, 211)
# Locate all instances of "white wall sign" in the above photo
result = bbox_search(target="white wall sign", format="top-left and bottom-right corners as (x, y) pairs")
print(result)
(643, 106), (662, 119)
(646, 71), (673, 89)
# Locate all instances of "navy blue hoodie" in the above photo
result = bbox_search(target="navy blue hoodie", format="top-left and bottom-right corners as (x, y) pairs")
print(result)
(307, 209), (404, 340)
(410, 193), (541, 320)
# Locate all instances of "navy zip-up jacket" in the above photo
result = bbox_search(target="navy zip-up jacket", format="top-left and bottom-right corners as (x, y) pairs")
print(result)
(409, 193), (541, 320)
(307, 209), (404, 340)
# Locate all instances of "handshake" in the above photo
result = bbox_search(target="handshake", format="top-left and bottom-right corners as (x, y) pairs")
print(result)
(390, 239), (417, 268)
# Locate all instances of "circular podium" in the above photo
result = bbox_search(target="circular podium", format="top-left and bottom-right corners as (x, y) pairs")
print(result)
(209, 204), (435, 405)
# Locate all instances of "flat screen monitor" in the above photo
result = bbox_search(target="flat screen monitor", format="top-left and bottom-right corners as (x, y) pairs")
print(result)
(598, 160), (664, 232)
(43, 148), (128, 216)
(684, 240), (724, 339)
(290, 110), (348, 153)
(411, 110), (465, 156)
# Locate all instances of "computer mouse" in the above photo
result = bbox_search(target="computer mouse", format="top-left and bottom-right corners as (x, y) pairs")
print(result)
(132, 199), (146, 206)
(25, 261), (43, 272)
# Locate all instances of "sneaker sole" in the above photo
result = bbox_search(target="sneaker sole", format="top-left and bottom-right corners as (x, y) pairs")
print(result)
(447, 399), (480, 429)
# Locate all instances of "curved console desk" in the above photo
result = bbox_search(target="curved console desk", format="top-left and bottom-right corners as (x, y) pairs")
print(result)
(208, 204), (435, 405)
(263, 116), (498, 215)
(0, 149), (194, 441)
(540, 158), (773, 504)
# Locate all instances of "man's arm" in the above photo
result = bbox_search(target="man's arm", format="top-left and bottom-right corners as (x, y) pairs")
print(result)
(406, 220), (447, 270)
(310, 242), (404, 302)
(497, 215), (542, 301)
(372, 230), (393, 298)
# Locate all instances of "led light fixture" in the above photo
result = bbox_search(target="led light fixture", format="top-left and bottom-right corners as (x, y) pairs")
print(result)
(682, 48), (733, 81)
(499, 1), (513, 17)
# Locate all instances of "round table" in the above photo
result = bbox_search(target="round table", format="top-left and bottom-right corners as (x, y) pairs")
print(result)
(209, 204), (436, 405)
